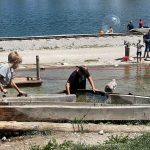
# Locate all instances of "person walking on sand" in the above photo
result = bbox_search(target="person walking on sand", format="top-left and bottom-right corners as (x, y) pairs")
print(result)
(65, 66), (97, 95)
(0, 51), (27, 97)
(136, 39), (144, 63)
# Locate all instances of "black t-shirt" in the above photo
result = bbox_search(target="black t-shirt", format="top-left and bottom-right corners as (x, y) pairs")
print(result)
(67, 70), (90, 94)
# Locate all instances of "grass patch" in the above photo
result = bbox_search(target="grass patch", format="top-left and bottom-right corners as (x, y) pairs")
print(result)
(30, 133), (150, 150)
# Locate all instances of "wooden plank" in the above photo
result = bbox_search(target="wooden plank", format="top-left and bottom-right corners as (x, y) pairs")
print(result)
(110, 94), (150, 104)
(2, 94), (76, 102)
(0, 122), (150, 133)
(0, 100), (149, 106)
(0, 105), (150, 121)
(0, 101), (102, 106)
(8, 76), (43, 87)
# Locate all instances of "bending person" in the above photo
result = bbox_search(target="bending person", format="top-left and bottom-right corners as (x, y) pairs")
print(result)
(0, 51), (27, 97)
(66, 66), (97, 95)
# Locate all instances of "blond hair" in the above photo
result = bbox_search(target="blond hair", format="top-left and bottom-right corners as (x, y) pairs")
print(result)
(8, 51), (22, 64)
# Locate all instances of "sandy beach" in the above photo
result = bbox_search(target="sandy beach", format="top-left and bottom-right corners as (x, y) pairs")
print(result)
(0, 34), (149, 68)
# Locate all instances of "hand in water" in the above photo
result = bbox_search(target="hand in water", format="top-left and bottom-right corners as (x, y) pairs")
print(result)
(17, 91), (27, 97)
(92, 88), (99, 93)
(2, 89), (8, 94)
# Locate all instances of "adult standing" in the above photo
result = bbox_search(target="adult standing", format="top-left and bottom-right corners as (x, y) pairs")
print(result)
(139, 19), (144, 28)
(143, 30), (150, 59)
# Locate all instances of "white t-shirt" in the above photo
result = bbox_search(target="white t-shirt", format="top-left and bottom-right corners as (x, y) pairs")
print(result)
(137, 43), (143, 53)
(0, 63), (14, 85)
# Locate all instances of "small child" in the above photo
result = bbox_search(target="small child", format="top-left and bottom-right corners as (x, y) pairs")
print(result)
(0, 51), (27, 96)
(136, 39), (144, 63)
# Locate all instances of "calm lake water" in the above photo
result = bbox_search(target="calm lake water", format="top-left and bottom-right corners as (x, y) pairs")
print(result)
(8, 65), (150, 97)
(0, 0), (150, 37)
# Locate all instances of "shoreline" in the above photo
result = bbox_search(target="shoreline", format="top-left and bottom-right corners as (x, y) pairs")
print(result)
(0, 35), (149, 68)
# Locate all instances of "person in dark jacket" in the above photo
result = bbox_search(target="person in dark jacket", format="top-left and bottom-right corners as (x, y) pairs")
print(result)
(143, 30), (150, 59)
(127, 20), (134, 31)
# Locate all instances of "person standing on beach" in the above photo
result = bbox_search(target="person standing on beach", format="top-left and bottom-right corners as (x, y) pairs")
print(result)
(136, 39), (144, 63)
(143, 30), (150, 59)
(109, 26), (113, 33)
(65, 66), (97, 95)
(0, 51), (27, 97)
(106, 26), (113, 33)
(139, 19), (144, 28)
(127, 20), (134, 31)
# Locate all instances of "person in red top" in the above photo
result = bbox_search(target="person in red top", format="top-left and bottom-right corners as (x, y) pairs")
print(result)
(139, 19), (144, 28)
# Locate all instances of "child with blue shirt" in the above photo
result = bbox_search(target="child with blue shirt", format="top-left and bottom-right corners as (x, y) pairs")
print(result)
(0, 51), (27, 96)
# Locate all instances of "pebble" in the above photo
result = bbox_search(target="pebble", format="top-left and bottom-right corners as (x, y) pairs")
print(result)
(98, 130), (104, 135)
(114, 64), (119, 67)
(1, 136), (7, 142)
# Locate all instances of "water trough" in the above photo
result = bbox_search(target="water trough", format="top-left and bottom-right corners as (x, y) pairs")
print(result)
(0, 91), (150, 121)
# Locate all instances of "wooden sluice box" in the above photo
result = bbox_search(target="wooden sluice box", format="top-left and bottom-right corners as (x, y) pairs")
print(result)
(0, 92), (150, 121)
(13, 76), (43, 87)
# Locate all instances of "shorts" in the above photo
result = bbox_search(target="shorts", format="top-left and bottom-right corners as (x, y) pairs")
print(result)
(137, 51), (142, 56)
(145, 43), (150, 52)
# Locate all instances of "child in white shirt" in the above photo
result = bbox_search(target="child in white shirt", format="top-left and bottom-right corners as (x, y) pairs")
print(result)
(136, 39), (144, 62)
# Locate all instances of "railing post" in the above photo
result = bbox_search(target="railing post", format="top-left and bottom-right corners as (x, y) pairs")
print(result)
(36, 55), (40, 80)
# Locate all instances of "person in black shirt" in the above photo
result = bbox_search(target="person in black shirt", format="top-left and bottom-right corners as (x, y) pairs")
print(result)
(66, 66), (97, 95)
(127, 20), (134, 31)
(143, 30), (150, 59)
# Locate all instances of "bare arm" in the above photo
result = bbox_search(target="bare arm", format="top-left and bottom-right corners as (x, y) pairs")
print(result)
(87, 76), (97, 92)
(65, 82), (71, 95)
(0, 76), (8, 94)
(10, 79), (27, 96)
(0, 82), (8, 94)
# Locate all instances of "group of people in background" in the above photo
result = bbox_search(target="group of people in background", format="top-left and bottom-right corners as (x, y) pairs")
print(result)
(127, 19), (144, 31)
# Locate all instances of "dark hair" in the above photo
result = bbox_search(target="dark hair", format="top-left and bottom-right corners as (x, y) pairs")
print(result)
(77, 66), (88, 75)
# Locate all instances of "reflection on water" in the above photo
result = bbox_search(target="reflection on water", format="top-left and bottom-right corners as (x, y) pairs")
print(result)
(8, 64), (150, 97)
